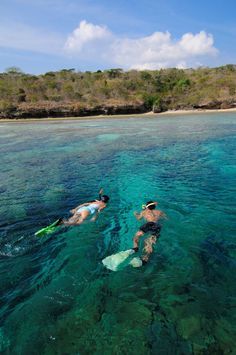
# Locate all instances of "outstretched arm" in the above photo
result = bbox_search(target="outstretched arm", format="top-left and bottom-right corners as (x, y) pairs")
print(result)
(98, 188), (104, 200)
(160, 211), (168, 219)
(134, 211), (143, 220)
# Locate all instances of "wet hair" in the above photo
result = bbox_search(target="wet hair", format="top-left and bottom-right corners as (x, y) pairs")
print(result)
(146, 201), (156, 210)
(101, 195), (110, 203)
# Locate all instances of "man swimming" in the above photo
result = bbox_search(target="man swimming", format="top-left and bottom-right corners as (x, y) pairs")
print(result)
(60, 188), (110, 226)
(132, 200), (167, 265)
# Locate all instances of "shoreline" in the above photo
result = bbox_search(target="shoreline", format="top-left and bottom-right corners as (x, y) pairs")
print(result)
(148, 107), (236, 116)
(1, 107), (236, 123)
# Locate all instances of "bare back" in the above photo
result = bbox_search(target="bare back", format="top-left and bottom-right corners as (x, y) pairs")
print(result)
(141, 209), (164, 222)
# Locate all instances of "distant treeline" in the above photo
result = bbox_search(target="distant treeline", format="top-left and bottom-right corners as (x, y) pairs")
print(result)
(0, 65), (236, 118)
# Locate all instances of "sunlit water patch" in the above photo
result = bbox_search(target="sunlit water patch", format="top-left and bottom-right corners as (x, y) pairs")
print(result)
(0, 113), (236, 354)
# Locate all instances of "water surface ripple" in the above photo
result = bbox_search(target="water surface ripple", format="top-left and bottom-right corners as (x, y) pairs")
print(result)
(0, 113), (236, 354)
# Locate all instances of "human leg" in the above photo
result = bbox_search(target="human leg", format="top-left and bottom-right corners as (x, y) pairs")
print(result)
(141, 235), (157, 263)
(62, 209), (90, 226)
(129, 234), (155, 268)
(133, 230), (144, 251)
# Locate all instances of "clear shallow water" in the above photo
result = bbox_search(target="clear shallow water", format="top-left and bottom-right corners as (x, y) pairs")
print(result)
(0, 113), (236, 354)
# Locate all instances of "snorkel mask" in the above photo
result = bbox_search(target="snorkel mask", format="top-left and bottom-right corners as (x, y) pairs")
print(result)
(142, 201), (158, 209)
(101, 195), (110, 203)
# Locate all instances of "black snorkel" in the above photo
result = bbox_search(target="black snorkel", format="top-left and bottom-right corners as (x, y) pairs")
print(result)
(98, 189), (109, 203)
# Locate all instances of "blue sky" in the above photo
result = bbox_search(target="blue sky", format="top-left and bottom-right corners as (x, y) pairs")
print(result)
(0, 0), (235, 74)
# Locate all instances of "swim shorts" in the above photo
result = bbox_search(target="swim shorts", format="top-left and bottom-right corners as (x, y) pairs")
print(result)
(139, 222), (161, 236)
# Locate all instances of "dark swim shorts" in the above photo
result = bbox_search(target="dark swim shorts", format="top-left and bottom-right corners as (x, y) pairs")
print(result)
(139, 222), (161, 236)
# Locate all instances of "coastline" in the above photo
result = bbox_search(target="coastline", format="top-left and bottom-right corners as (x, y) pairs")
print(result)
(147, 107), (236, 116)
(1, 107), (236, 123)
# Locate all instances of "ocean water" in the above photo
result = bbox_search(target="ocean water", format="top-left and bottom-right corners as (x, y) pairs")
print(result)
(0, 113), (236, 354)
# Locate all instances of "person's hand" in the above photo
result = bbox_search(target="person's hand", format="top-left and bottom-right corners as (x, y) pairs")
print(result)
(99, 188), (104, 195)
(160, 212), (168, 220)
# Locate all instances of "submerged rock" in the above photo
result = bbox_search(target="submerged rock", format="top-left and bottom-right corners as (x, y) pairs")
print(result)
(178, 315), (201, 340)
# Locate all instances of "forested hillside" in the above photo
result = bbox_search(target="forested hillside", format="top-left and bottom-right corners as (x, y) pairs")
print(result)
(0, 65), (236, 118)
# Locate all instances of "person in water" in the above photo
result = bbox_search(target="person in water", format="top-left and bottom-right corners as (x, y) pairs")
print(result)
(60, 189), (109, 226)
(132, 201), (167, 265)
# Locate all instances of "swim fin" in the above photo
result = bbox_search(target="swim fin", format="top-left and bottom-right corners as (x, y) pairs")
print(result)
(129, 257), (143, 268)
(35, 218), (62, 237)
(102, 249), (135, 271)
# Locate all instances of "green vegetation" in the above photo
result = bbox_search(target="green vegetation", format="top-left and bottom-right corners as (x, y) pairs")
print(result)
(0, 65), (236, 118)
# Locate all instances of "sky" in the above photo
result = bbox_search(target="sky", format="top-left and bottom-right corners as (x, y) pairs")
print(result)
(0, 0), (235, 74)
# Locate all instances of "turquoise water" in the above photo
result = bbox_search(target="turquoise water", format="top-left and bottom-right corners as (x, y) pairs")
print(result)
(0, 113), (236, 354)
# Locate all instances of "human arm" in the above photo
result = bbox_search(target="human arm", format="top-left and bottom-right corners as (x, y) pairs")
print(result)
(98, 188), (104, 200)
(159, 211), (168, 219)
(133, 230), (144, 250)
(91, 203), (106, 221)
(98, 203), (106, 212)
(134, 211), (143, 220)
(91, 211), (99, 222)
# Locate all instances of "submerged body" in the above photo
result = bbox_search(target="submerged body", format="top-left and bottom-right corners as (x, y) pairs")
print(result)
(133, 201), (167, 264)
(61, 189), (110, 226)
(63, 199), (108, 225)
(35, 189), (109, 236)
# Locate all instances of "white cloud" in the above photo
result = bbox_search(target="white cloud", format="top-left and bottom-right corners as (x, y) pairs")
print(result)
(65, 21), (218, 69)
(0, 19), (218, 70)
(179, 31), (216, 55)
(64, 20), (112, 52)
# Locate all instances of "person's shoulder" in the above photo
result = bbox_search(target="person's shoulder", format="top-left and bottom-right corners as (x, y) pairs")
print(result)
(155, 209), (162, 214)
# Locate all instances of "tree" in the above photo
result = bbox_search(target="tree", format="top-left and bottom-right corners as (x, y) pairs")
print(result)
(5, 67), (24, 75)
(105, 68), (123, 78)
(17, 88), (26, 103)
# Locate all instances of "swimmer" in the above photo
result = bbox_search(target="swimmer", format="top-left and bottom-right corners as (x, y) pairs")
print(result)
(59, 188), (109, 226)
(132, 200), (167, 265)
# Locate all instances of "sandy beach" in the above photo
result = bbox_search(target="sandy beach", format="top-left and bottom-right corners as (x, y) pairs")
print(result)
(147, 107), (236, 116)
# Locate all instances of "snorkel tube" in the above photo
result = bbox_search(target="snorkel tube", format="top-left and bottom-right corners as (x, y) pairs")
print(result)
(98, 188), (109, 203)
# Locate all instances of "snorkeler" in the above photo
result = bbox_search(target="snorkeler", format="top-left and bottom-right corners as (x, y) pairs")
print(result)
(131, 201), (167, 266)
(35, 189), (109, 236)
(60, 188), (110, 226)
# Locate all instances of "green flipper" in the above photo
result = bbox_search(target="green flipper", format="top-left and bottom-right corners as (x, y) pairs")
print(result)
(35, 218), (61, 237)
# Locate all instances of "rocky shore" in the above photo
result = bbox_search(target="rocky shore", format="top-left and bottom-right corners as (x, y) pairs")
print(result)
(0, 102), (147, 119)
(0, 99), (236, 120)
